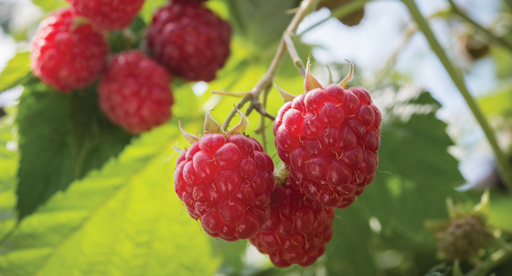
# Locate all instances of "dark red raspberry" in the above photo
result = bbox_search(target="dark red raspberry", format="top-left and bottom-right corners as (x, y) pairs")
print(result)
(67, 0), (144, 31)
(30, 8), (108, 92)
(98, 51), (174, 134)
(146, 1), (232, 82)
(175, 128), (275, 241)
(249, 184), (335, 267)
(273, 62), (381, 209)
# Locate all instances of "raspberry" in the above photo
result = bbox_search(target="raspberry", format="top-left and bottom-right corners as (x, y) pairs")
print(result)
(434, 215), (491, 260)
(175, 113), (275, 241)
(146, 2), (232, 82)
(30, 9), (108, 92)
(67, 0), (144, 31)
(318, 0), (365, 27)
(273, 61), (381, 209)
(249, 184), (335, 267)
(98, 51), (174, 134)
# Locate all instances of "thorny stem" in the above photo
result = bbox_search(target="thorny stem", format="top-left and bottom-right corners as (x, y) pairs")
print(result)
(370, 9), (448, 86)
(402, 0), (512, 189)
(217, 0), (320, 135)
(448, 0), (512, 53)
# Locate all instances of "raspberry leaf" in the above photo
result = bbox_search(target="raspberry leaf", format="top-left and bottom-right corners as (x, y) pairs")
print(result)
(0, 110), (18, 239)
(0, 122), (221, 275)
(15, 82), (132, 219)
(326, 88), (468, 275)
(0, 52), (32, 94)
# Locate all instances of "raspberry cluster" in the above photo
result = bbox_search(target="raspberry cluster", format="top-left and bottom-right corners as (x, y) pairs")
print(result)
(273, 63), (381, 209)
(30, 0), (232, 134)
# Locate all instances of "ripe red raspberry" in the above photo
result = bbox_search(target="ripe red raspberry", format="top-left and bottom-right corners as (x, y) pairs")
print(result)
(175, 113), (275, 241)
(30, 8), (108, 92)
(249, 184), (335, 267)
(273, 61), (381, 209)
(67, 0), (144, 31)
(146, 2), (232, 82)
(98, 51), (174, 134)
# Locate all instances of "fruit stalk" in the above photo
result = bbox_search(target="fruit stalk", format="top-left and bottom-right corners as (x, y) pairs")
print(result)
(402, 0), (512, 189)
(216, 0), (321, 132)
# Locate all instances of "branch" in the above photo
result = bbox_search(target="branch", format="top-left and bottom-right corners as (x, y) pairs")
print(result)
(218, 0), (320, 132)
(284, 32), (306, 78)
(448, 0), (512, 53)
(401, 0), (512, 189)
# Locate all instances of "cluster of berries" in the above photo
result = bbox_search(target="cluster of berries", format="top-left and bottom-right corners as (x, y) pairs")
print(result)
(30, 0), (231, 133)
(174, 63), (382, 268)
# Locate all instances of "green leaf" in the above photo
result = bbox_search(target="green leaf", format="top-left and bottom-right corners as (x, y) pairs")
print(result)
(424, 263), (452, 276)
(31, 0), (66, 13)
(478, 87), (512, 118)
(488, 191), (512, 232)
(108, 17), (147, 54)
(140, 0), (167, 23)
(16, 82), (132, 219)
(0, 52), (31, 94)
(365, 88), (467, 236)
(452, 260), (463, 276)
(0, 121), (220, 276)
(326, 208), (379, 275)
(0, 109), (19, 240)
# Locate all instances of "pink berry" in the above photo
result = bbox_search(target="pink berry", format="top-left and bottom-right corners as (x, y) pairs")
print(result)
(249, 184), (335, 267)
(67, 0), (144, 31)
(274, 84), (381, 209)
(30, 8), (108, 92)
(175, 134), (275, 241)
(146, 1), (232, 82)
(98, 51), (174, 134)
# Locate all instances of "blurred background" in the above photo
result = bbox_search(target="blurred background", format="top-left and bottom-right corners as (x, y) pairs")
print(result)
(0, 0), (512, 275)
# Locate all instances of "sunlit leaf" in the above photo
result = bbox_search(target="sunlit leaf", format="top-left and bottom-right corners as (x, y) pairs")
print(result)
(16, 82), (132, 219)
(0, 121), (220, 276)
